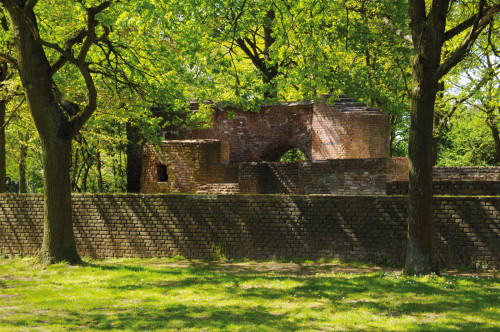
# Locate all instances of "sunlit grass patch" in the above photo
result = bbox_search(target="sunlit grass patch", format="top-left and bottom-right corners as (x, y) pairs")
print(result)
(0, 257), (498, 331)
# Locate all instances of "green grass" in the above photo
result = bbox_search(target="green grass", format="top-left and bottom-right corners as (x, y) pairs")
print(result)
(0, 257), (498, 331)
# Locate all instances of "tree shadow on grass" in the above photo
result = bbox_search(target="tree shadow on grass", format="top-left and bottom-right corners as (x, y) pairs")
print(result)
(18, 261), (496, 331)
(86, 261), (498, 309)
(28, 304), (302, 331)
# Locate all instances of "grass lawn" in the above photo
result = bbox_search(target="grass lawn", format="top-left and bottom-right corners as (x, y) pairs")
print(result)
(0, 257), (498, 331)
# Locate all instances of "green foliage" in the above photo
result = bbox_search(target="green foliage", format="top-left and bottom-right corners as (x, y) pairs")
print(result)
(0, 257), (498, 331)
(280, 148), (306, 162)
(438, 108), (498, 166)
(3, 0), (498, 192)
(434, 10), (499, 165)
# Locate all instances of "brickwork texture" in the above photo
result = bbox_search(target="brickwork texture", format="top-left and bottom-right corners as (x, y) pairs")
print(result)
(387, 167), (500, 196)
(161, 95), (391, 163)
(1, 194), (498, 269)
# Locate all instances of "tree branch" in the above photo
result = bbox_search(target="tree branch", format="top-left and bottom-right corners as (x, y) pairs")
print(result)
(444, 4), (500, 41)
(77, 1), (111, 64)
(380, 13), (413, 43)
(435, 65), (498, 135)
(0, 52), (18, 69)
(235, 38), (267, 74)
(443, 15), (476, 41)
(0, 96), (25, 131)
(23, 0), (38, 11)
(43, 28), (87, 76)
(437, 4), (499, 78)
(344, 3), (413, 43)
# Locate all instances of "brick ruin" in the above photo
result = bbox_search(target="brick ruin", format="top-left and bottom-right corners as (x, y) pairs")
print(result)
(130, 95), (500, 196)
(134, 95), (409, 194)
(3, 99), (500, 265)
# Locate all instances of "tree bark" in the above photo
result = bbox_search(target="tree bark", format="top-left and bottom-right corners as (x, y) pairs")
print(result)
(39, 139), (80, 264)
(406, 68), (439, 275)
(0, 61), (7, 193)
(5, 2), (81, 264)
(96, 149), (103, 192)
(431, 135), (439, 166)
(0, 100), (6, 193)
(126, 122), (142, 193)
(486, 108), (500, 164)
(82, 165), (89, 193)
(18, 142), (27, 193)
(405, 0), (446, 275)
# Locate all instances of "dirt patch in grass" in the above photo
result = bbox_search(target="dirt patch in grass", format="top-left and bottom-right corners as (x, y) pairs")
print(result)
(144, 260), (400, 275)
(442, 270), (498, 279)
(138, 260), (497, 278)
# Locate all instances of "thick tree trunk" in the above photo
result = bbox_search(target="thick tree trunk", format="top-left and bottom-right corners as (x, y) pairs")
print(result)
(5, 3), (82, 264)
(406, 81), (439, 275)
(405, 28), (440, 275)
(18, 142), (27, 193)
(0, 100), (6, 193)
(39, 139), (80, 264)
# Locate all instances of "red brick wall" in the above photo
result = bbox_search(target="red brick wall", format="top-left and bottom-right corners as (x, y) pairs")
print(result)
(311, 100), (391, 159)
(1, 194), (499, 269)
(187, 103), (314, 162)
(239, 162), (300, 194)
(386, 158), (410, 182)
(433, 167), (500, 181)
(388, 180), (500, 196)
(140, 140), (237, 193)
(386, 166), (500, 195)
(238, 158), (402, 195)
(299, 159), (387, 195)
(174, 96), (391, 163)
(140, 97), (392, 194)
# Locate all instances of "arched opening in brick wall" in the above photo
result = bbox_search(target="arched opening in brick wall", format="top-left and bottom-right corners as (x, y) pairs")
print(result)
(157, 165), (168, 182)
(280, 148), (307, 162)
(261, 144), (309, 162)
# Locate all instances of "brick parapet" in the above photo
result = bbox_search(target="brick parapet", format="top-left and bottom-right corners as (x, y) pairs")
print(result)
(1, 194), (498, 269)
(387, 180), (500, 196)
(239, 158), (389, 195)
(433, 167), (500, 181)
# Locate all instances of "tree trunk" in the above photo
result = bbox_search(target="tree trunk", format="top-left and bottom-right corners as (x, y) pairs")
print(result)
(486, 108), (500, 164)
(19, 142), (27, 193)
(405, 23), (441, 275)
(431, 135), (439, 166)
(82, 164), (89, 193)
(39, 139), (80, 264)
(96, 149), (103, 192)
(0, 100), (6, 193)
(262, 9), (278, 100)
(5, 3), (82, 265)
(406, 78), (439, 275)
(126, 122), (142, 193)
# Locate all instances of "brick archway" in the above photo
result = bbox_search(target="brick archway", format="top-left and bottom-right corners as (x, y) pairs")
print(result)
(260, 144), (310, 162)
